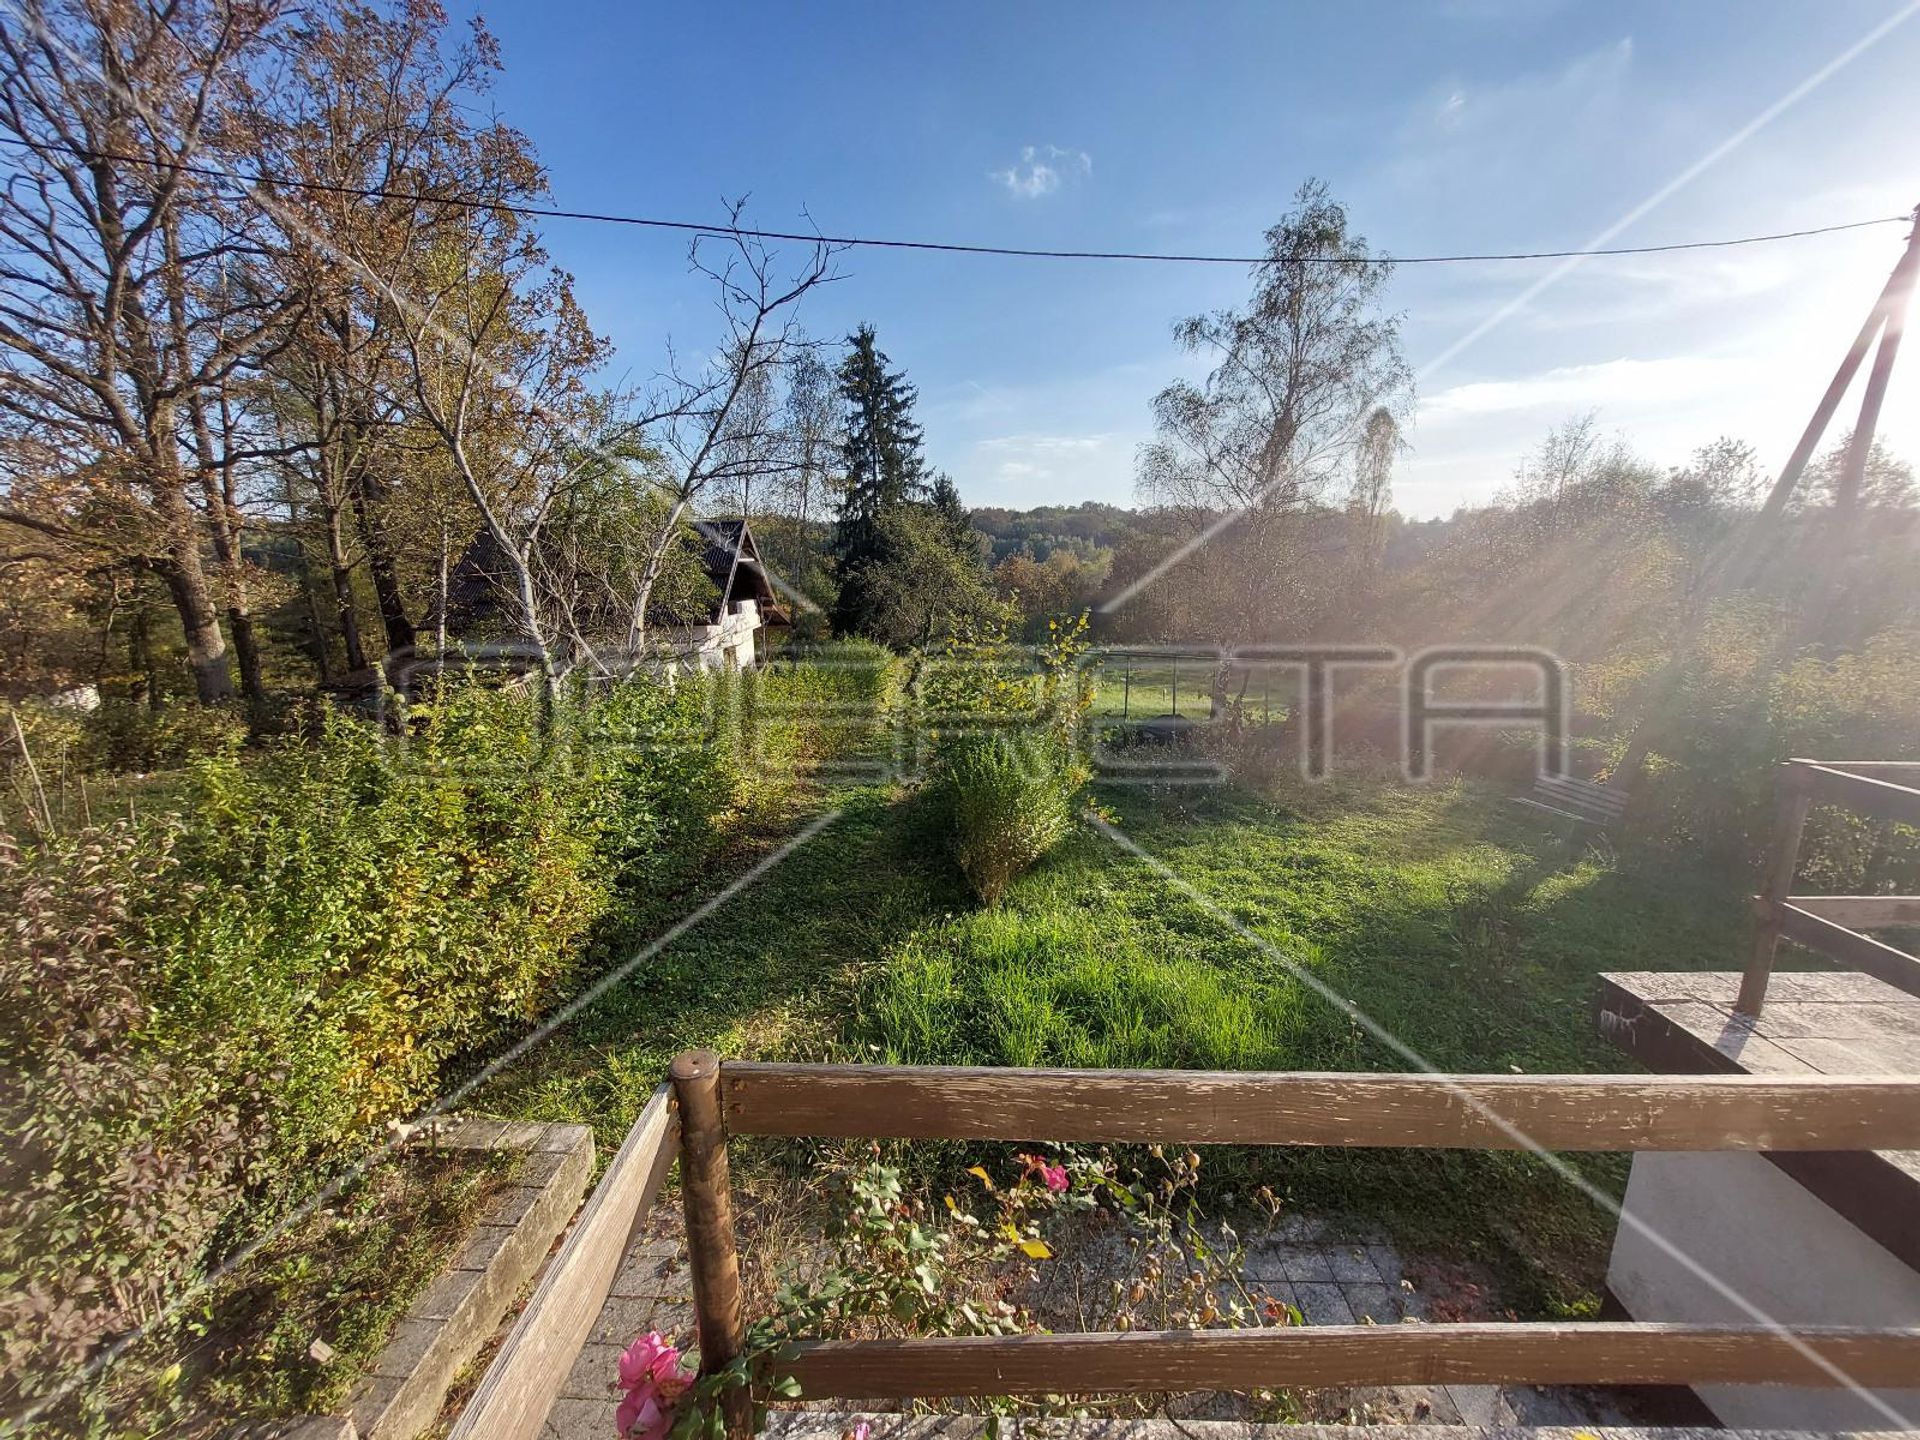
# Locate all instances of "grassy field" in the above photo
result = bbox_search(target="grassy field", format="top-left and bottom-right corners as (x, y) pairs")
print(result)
(477, 763), (1756, 1318)
(1085, 659), (1291, 722)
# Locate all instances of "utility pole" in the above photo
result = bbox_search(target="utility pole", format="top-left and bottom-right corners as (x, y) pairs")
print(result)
(1611, 201), (1920, 788)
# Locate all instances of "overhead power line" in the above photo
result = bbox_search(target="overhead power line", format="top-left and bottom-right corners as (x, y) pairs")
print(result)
(2, 133), (1913, 266)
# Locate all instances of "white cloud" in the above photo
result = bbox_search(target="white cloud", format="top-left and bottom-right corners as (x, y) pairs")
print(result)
(1418, 354), (1756, 425)
(975, 432), (1119, 487)
(992, 144), (1092, 200)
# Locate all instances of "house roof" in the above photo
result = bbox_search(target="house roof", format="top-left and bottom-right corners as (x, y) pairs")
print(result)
(692, 517), (790, 626)
(438, 516), (790, 642)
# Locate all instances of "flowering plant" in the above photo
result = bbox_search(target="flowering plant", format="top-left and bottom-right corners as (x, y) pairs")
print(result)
(624, 1142), (1300, 1434)
(616, 1331), (694, 1440)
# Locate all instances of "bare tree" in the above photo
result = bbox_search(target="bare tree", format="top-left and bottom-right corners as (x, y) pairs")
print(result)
(0, 0), (301, 701)
(622, 220), (833, 658)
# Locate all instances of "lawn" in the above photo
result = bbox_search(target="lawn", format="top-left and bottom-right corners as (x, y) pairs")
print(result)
(1085, 658), (1293, 723)
(476, 763), (1755, 1318)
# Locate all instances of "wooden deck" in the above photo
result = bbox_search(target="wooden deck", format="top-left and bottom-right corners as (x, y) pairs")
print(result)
(1597, 969), (1920, 1272)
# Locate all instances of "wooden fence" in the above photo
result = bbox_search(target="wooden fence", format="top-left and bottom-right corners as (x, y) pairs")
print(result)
(1740, 758), (1920, 1015)
(452, 1056), (1920, 1440)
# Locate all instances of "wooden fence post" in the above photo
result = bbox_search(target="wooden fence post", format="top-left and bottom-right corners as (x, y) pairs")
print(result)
(670, 1049), (750, 1439)
(1737, 761), (1814, 1018)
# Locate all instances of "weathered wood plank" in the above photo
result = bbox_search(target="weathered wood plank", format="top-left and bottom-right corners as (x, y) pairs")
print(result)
(1803, 764), (1920, 827)
(778, 1323), (1920, 1397)
(1789, 895), (1920, 929)
(721, 1064), (1920, 1151)
(1777, 903), (1920, 999)
(448, 1087), (678, 1440)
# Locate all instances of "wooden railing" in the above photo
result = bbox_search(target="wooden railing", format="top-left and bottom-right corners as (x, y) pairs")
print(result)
(1739, 757), (1920, 1016)
(453, 1056), (1920, 1440)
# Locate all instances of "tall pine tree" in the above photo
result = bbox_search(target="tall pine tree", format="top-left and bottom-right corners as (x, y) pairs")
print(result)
(831, 324), (930, 634)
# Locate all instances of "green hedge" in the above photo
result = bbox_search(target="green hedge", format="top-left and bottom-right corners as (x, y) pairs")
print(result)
(0, 674), (745, 1425)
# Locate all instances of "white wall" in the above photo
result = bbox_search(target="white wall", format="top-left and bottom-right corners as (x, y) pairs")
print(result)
(1608, 1150), (1920, 1429)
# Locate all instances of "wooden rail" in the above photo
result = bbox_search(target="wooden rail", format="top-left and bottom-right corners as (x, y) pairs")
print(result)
(450, 1086), (678, 1440)
(1739, 757), (1920, 1016)
(778, 1323), (1920, 1397)
(454, 1057), (1920, 1436)
(722, 1063), (1920, 1151)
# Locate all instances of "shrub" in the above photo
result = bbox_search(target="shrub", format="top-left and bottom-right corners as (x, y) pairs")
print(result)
(934, 734), (1082, 906)
(921, 617), (1094, 905)
(1616, 612), (1920, 885)
(740, 638), (903, 777)
(80, 698), (249, 773)
(0, 822), (259, 1414)
(0, 672), (743, 1422)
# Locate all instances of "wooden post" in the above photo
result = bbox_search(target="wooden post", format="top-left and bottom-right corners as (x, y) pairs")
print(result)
(670, 1049), (749, 1438)
(1737, 762), (1814, 1018)
(1122, 667), (1131, 719)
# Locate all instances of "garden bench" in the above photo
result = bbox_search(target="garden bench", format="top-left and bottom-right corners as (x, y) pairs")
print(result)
(1511, 773), (1627, 828)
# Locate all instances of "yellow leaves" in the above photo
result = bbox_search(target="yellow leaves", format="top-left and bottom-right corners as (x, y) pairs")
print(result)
(999, 1218), (1052, 1259)
(966, 1164), (995, 1191)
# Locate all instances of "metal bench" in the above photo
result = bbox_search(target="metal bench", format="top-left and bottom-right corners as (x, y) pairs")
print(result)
(1511, 773), (1628, 828)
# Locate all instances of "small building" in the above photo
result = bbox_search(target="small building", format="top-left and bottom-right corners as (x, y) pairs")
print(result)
(434, 516), (790, 676)
(654, 519), (791, 672)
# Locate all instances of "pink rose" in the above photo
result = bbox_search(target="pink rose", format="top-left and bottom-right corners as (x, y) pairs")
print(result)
(616, 1389), (667, 1440)
(616, 1332), (694, 1440)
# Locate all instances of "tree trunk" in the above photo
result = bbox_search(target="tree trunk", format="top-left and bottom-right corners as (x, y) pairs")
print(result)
(628, 495), (692, 657)
(349, 465), (417, 655)
(195, 476), (265, 706)
(322, 502), (368, 675)
(153, 482), (233, 703)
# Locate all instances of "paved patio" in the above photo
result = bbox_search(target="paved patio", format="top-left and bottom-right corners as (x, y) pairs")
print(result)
(535, 1205), (1633, 1439)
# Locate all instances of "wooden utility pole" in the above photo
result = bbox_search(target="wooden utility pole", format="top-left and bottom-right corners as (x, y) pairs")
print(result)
(1611, 202), (1920, 788)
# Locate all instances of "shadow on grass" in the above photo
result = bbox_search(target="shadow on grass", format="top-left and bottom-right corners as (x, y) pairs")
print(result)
(469, 787), (970, 1146)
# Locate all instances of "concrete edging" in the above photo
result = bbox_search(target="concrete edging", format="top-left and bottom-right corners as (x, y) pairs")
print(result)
(344, 1118), (595, 1440)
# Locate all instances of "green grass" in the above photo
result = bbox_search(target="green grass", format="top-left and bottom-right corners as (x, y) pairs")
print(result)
(1085, 660), (1292, 724)
(480, 764), (1756, 1319)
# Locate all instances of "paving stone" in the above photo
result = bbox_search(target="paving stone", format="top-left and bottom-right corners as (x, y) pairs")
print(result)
(1441, 1383), (1513, 1426)
(344, 1373), (406, 1435)
(511, 1147), (575, 1186)
(408, 1265), (481, 1321)
(1325, 1245), (1380, 1284)
(1338, 1280), (1401, 1323)
(589, 1293), (695, 1346)
(540, 1392), (612, 1439)
(482, 1183), (546, 1227)
(1251, 1242), (1332, 1283)
(610, 1245), (692, 1298)
(451, 1222), (518, 1272)
(366, 1316), (439, 1378)
(561, 1340), (627, 1400)
(534, 1121), (596, 1153)
(1362, 1243), (1405, 1287)
(1289, 1280), (1354, 1325)
(1266, 1212), (1327, 1242)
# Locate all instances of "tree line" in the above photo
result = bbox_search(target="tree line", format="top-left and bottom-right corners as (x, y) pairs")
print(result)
(0, 0), (996, 713)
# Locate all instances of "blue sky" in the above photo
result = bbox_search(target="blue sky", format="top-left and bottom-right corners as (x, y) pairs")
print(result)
(455, 1), (1920, 518)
